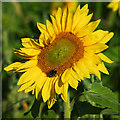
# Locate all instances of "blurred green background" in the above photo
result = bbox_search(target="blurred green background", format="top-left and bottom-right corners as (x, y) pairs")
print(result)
(2, 2), (119, 119)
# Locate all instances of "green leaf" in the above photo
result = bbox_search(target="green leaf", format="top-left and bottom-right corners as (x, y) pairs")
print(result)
(84, 83), (120, 113)
(101, 108), (119, 115)
(83, 75), (101, 91)
(24, 98), (41, 118)
(72, 101), (103, 117)
(83, 77), (92, 90)
(30, 98), (41, 118)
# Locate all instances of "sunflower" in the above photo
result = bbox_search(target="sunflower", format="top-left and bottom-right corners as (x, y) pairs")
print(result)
(4, 4), (114, 109)
(107, 1), (120, 15)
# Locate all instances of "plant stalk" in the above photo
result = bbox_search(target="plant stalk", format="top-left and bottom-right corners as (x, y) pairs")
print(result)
(95, 2), (102, 19)
(108, 11), (117, 28)
(64, 91), (71, 119)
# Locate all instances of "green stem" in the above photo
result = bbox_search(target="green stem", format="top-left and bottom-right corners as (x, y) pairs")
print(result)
(64, 91), (71, 119)
(91, 74), (95, 83)
(108, 11), (117, 28)
(95, 2), (102, 19)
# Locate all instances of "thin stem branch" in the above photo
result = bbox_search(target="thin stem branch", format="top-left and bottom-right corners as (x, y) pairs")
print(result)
(91, 74), (95, 83)
(95, 2), (102, 19)
(108, 11), (117, 28)
(64, 91), (71, 119)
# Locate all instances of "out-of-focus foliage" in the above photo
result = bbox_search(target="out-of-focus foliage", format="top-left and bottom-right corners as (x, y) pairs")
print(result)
(2, 2), (120, 119)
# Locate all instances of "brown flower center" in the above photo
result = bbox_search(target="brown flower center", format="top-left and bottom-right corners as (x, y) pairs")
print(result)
(37, 32), (84, 77)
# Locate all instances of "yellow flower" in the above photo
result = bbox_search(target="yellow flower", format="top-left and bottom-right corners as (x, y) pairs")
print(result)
(107, 1), (120, 15)
(51, 1), (78, 15)
(4, 4), (114, 109)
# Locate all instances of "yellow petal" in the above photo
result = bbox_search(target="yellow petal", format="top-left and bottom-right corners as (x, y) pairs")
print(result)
(48, 87), (56, 109)
(48, 97), (56, 109)
(74, 4), (88, 20)
(72, 5), (81, 30)
(20, 48), (40, 56)
(50, 15), (59, 34)
(30, 39), (43, 48)
(112, 2), (118, 11)
(98, 62), (109, 75)
(82, 30), (109, 46)
(24, 84), (35, 93)
(77, 19), (101, 37)
(61, 69), (71, 83)
(21, 38), (32, 48)
(35, 88), (41, 100)
(18, 79), (35, 92)
(55, 78), (63, 94)
(21, 38), (42, 49)
(75, 61), (90, 78)
(98, 53), (114, 63)
(74, 13), (93, 34)
(46, 20), (55, 37)
(100, 32), (114, 44)
(37, 22), (50, 40)
(68, 75), (78, 90)
(14, 51), (37, 60)
(72, 5), (92, 32)
(84, 52), (101, 65)
(37, 22), (46, 30)
(65, 9), (73, 32)
(16, 69), (27, 72)
(55, 7), (62, 32)
(4, 62), (22, 72)
(32, 89), (35, 94)
(67, 2), (78, 13)
(80, 4), (88, 13)
(84, 60), (101, 80)
(107, 2), (118, 11)
(70, 68), (83, 81)
(35, 73), (47, 99)
(83, 52), (101, 79)
(61, 82), (68, 103)
(62, 8), (67, 31)
(72, 65), (84, 80)
(39, 34), (48, 46)
(42, 77), (53, 102)
(88, 65), (101, 80)
(17, 67), (41, 85)
(16, 60), (37, 71)
(62, 67), (82, 82)
(85, 43), (109, 53)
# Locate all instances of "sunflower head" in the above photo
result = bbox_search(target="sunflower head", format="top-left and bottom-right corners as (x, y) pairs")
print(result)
(4, 4), (114, 109)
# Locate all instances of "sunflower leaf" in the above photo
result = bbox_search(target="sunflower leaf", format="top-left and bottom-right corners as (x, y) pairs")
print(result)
(30, 98), (41, 118)
(72, 101), (103, 117)
(100, 108), (119, 115)
(84, 82), (120, 114)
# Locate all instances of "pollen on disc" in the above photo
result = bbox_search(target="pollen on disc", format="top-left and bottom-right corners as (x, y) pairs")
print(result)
(45, 38), (76, 68)
(37, 32), (84, 76)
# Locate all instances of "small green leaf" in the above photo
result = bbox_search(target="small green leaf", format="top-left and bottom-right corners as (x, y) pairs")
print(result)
(89, 82), (118, 101)
(72, 101), (103, 117)
(30, 98), (41, 118)
(101, 108), (119, 115)
(83, 77), (92, 90)
(84, 83), (120, 113)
